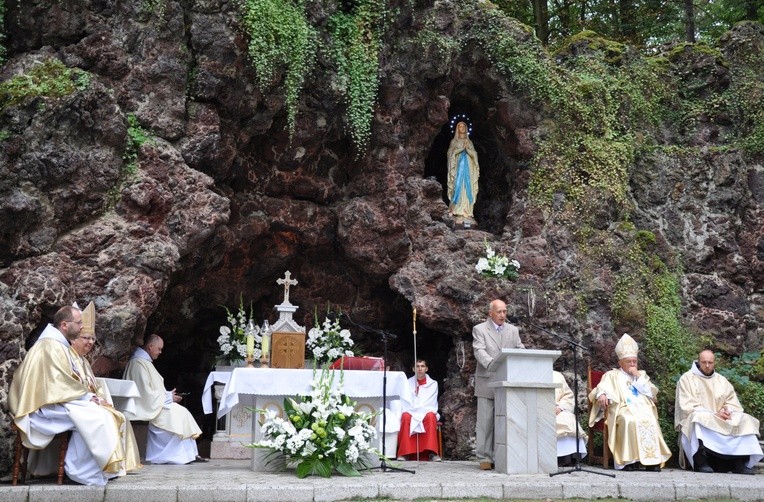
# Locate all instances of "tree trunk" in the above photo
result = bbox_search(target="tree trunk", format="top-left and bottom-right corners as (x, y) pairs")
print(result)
(532, 0), (550, 45)
(684, 0), (696, 43)
(744, 0), (758, 20)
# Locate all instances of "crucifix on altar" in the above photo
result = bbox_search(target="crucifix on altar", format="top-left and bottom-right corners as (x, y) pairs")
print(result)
(276, 271), (298, 305)
(270, 271), (306, 369)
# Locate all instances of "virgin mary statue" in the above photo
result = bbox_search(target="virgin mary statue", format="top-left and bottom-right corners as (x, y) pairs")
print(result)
(447, 118), (479, 225)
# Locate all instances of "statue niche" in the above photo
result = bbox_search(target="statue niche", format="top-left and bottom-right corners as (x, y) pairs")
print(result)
(446, 114), (479, 228)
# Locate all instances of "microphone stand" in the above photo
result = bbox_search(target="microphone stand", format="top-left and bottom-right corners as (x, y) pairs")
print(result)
(344, 314), (414, 474)
(517, 318), (614, 478)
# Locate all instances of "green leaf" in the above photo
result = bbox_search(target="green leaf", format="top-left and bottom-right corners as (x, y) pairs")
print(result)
(314, 458), (332, 478)
(335, 462), (361, 477)
(296, 459), (315, 478)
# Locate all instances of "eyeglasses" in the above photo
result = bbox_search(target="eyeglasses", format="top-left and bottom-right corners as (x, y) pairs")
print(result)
(79, 336), (96, 342)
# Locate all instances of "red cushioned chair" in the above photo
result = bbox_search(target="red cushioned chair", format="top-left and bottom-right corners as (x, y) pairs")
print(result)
(587, 365), (611, 468)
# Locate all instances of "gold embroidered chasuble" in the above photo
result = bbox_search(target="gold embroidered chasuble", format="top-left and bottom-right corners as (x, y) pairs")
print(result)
(588, 369), (671, 467)
(75, 353), (143, 471)
(9, 335), (124, 474)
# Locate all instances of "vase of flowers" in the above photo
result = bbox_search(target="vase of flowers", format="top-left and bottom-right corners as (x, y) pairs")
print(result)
(475, 240), (520, 280)
(250, 368), (378, 478)
(217, 296), (261, 365)
(306, 313), (355, 367)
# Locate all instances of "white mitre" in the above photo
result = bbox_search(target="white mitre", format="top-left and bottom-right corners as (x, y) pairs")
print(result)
(615, 333), (639, 360)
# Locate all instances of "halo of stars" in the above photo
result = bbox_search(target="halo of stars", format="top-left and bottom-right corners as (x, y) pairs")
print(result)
(449, 114), (473, 136)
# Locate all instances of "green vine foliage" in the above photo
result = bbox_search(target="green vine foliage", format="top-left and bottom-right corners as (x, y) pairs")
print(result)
(0, 59), (92, 111)
(643, 272), (701, 455)
(238, 0), (317, 138)
(716, 352), (764, 423)
(464, 5), (674, 218)
(0, 0), (6, 65)
(328, 0), (386, 155)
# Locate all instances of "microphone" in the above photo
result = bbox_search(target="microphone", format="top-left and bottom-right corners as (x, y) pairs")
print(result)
(507, 314), (525, 324)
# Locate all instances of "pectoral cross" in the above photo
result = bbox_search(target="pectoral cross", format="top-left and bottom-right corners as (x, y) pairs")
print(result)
(277, 271), (298, 304)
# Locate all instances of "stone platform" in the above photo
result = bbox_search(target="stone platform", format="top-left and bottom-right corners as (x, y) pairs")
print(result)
(3, 459), (764, 502)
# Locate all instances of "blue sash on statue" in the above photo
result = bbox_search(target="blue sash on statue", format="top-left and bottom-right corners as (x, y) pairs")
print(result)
(452, 151), (473, 205)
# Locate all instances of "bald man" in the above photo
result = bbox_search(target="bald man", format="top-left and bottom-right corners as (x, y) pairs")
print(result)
(123, 335), (204, 464)
(472, 299), (525, 470)
(675, 350), (763, 474)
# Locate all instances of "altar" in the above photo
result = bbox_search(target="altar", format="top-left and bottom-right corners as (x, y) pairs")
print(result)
(210, 367), (410, 465)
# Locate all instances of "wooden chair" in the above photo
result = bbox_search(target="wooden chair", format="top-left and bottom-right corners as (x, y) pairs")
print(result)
(437, 421), (443, 458)
(12, 423), (70, 485)
(586, 365), (611, 468)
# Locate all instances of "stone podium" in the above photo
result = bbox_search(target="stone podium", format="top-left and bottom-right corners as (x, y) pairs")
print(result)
(488, 348), (561, 474)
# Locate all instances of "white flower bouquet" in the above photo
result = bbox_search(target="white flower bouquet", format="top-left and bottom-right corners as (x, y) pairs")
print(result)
(306, 314), (355, 367)
(475, 240), (520, 280)
(217, 296), (261, 363)
(251, 368), (378, 478)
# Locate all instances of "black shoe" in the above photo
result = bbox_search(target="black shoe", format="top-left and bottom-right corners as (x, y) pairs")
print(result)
(734, 466), (755, 475)
(623, 463), (637, 471)
(696, 464), (714, 473)
(645, 465), (661, 472)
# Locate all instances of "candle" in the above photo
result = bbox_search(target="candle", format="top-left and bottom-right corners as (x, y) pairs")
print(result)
(246, 333), (254, 357)
(262, 333), (270, 358)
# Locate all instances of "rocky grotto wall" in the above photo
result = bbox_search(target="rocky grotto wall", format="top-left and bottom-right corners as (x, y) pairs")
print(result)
(1, 0), (763, 471)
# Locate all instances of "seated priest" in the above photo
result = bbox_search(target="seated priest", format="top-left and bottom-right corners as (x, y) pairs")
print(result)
(554, 371), (587, 466)
(9, 305), (130, 485)
(396, 359), (441, 461)
(675, 349), (763, 474)
(588, 333), (671, 471)
(69, 302), (142, 472)
(123, 334), (206, 464)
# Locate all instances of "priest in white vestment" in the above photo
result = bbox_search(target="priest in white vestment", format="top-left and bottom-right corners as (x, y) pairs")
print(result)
(396, 359), (441, 461)
(675, 349), (763, 474)
(554, 371), (587, 466)
(9, 306), (127, 485)
(588, 333), (671, 471)
(123, 334), (204, 464)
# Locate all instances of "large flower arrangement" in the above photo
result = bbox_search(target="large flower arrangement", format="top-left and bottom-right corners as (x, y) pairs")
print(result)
(251, 369), (378, 478)
(306, 315), (355, 366)
(475, 240), (520, 280)
(217, 297), (260, 363)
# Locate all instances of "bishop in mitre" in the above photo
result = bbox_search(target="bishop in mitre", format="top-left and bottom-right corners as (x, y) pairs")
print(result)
(588, 333), (671, 470)
(69, 302), (142, 472)
(9, 304), (130, 485)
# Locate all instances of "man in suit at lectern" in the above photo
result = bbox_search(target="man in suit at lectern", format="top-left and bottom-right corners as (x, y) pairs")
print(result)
(472, 299), (525, 470)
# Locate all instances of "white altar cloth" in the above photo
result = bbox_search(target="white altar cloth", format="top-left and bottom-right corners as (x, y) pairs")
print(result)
(96, 377), (140, 415)
(202, 371), (233, 414)
(217, 368), (411, 419)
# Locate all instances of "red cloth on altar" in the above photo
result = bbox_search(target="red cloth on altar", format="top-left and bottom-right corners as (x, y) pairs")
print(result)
(396, 411), (439, 459)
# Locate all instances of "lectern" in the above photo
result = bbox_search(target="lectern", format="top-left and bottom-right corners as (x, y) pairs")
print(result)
(488, 348), (561, 474)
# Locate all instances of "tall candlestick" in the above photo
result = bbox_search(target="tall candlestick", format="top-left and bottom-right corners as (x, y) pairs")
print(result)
(413, 307), (417, 332)
(246, 333), (254, 357)
(262, 332), (270, 358)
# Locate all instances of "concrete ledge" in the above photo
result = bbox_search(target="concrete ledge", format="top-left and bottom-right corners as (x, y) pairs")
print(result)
(30, 485), (104, 502)
(379, 481), (440, 500)
(4, 460), (764, 501)
(105, 485), (176, 502)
